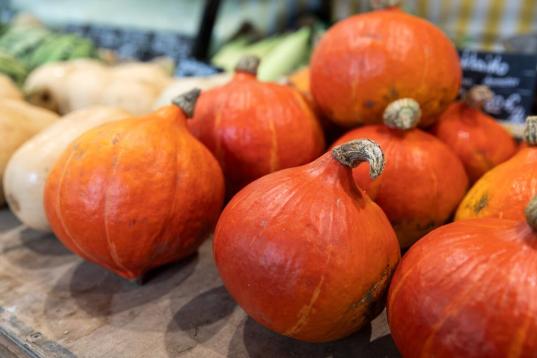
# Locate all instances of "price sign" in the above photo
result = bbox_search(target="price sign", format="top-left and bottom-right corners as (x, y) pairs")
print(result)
(459, 49), (537, 135)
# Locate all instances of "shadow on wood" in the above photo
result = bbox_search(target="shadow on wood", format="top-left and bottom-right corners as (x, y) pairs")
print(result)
(165, 285), (237, 356)
(227, 316), (401, 358)
(3, 229), (77, 269)
(43, 254), (199, 330)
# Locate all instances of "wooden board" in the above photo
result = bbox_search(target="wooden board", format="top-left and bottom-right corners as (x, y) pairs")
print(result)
(0, 209), (400, 357)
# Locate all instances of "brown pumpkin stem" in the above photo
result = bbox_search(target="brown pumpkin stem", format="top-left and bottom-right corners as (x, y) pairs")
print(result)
(524, 116), (537, 146)
(464, 85), (494, 110)
(172, 88), (201, 118)
(383, 98), (421, 130)
(332, 139), (385, 179)
(370, 0), (402, 10)
(235, 55), (260, 76)
(525, 196), (537, 231)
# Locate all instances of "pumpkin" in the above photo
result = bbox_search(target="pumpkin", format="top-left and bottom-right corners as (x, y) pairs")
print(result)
(288, 66), (310, 95)
(310, 0), (461, 128)
(44, 90), (224, 280)
(25, 59), (172, 114)
(4, 106), (130, 231)
(214, 139), (400, 342)
(0, 99), (59, 205)
(333, 99), (468, 248)
(456, 116), (537, 222)
(387, 196), (537, 357)
(432, 85), (516, 183)
(0, 73), (22, 100)
(189, 55), (325, 194)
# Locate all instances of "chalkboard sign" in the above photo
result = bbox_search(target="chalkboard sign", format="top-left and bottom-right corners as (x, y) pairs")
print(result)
(459, 49), (537, 131)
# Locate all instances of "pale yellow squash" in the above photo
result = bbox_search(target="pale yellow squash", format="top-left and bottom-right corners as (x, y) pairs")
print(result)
(3, 106), (129, 231)
(0, 99), (59, 205)
(0, 74), (23, 100)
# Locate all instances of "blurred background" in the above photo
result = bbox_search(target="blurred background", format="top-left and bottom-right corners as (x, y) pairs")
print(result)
(0, 0), (536, 124)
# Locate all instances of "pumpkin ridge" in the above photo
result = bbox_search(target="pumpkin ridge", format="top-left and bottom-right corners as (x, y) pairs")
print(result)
(102, 119), (152, 276)
(418, 248), (515, 356)
(147, 121), (181, 262)
(102, 132), (132, 276)
(388, 230), (478, 304)
(54, 144), (101, 265)
(268, 110), (279, 172)
(284, 275), (326, 336)
(507, 253), (537, 357)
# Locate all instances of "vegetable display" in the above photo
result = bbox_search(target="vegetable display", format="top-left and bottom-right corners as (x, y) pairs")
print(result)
(432, 85), (517, 183)
(25, 59), (172, 115)
(189, 56), (325, 194)
(153, 73), (231, 109)
(388, 196), (537, 357)
(0, 73), (22, 100)
(0, 50), (28, 85)
(44, 90), (224, 280)
(0, 99), (59, 205)
(4, 106), (130, 231)
(0, 25), (96, 70)
(310, 0), (461, 128)
(214, 139), (400, 342)
(456, 116), (537, 222)
(333, 99), (468, 248)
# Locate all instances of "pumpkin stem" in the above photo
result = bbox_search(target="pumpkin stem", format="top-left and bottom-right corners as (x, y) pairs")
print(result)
(332, 139), (384, 179)
(524, 116), (537, 146)
(464, 85), (493, 109)
(172, 88), (201, 118)
(383, 98), (421, 130)
(235, 55), (260, 76)
(370, 0), (402, 10)
(525, 196), (537, 231)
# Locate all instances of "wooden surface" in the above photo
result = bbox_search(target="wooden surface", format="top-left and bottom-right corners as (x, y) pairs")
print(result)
(0, 208), (401, 358)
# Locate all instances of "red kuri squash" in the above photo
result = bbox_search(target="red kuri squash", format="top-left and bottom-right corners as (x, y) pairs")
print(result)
(44, 89), (225, 280)
(310, 0), (461, 128)
(189, 56), (325, 194)
(456, 116), (537, 222)
(432, 85), (517, 183)
(333, 99), (468, 248)
(388, 196), (537, 357)
(214, 139), (400, 342)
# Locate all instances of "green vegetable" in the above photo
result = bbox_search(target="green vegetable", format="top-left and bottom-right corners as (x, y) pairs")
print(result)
(257, 27), (311, 81)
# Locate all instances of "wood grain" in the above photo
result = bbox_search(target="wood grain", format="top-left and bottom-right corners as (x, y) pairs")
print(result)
(0, 209), (399, 357)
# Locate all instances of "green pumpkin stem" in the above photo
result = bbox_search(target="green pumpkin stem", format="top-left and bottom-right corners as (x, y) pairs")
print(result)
(172, 88), (201, 118)
(464, 85), (493, 110)
(383, 98), (421, 130)
(332, 139), (385, 179)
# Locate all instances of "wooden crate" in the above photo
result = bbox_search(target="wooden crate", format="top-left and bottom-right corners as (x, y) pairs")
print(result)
(0, 209), (399, 357)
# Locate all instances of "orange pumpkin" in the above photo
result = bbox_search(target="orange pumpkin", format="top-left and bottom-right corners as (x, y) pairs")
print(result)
(456, 116), (537, 222)
(214, 139), (400, 342)
(189, 56), (325, 195)
(44, 90), (225, 280)
(388, 197), (537, 357)
(432, 86), (517, 183)
(288, 66), (346, 146)
(333, 99), (468, 248)
(288, 66), (310, 95)
(310, 0), (461, 128)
